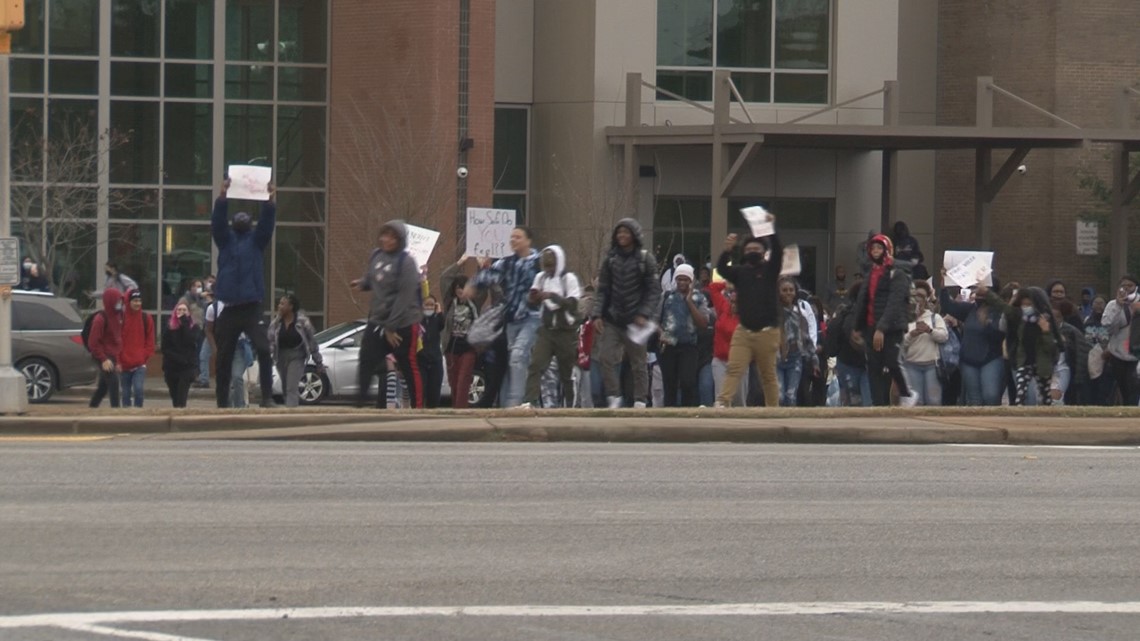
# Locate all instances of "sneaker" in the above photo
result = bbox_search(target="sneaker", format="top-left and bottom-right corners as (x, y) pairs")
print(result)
(714, 402), (726, 409)
(632, 401), (646, 409)
(518, 402), (533, 409)
(607, 396), (623, 409)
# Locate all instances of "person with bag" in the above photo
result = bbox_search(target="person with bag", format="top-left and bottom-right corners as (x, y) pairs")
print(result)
(267, 294), (324, 408)
(828, 282), (872, 407)
(162, 300), (200, 408)
(900, 280), (949, 406)
(996, 286), (1062, 406)
(1102, 274), (1140, 405)
(119, 289), (155, 408)
(939, 276), (1007, 406)
(776, 277), (816, 407)
(440, 259), (481, 408)
(519, 245), (582, 408)
(88, 288), (126, 408)
(1082, 294), (1113, 405)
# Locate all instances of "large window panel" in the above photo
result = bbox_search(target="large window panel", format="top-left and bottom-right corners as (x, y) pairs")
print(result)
(275, 190), (325, 223)
(274, 227), (325, 315)
(730, 71), (770, 102)
(110, 223), (160, 304)
(162, 189), (213, 221)
(46, 186), (98, 220)
(225, 104), (274, 167)
(166, 63), (213, 99)
(13, 0), (44, 53)
(657, 0), (712, 67)
(717, 0), (772, 68)
(773, 73), (827, 104)
(493, 108), (527, 192)
(49, 59), (99, 95)
(11, 98), (45, 183)
(111, 0), (160, 57)
(161, 224), (213, 310)
(11, 58), (44, 93)
(276, 105), (326, 188)
(774, 0), (829, 69)
(111, 188), (159, 220)
(491, 193), (527, 226)
(166, 0), (213, 60)
(277, 66), (325, 102)
(164, 103), (213, 185)
(47, 99), (98, 183)
(47, 221), (98, 306)
(110, 102), (160, 184)
(655, 70), (712, 102)
(49, 0), (99, 55)
(225, 64), (274, 100)
(653, 198), (712, 264)
(111, 61), (161, 97)
(279, 0), (328, 63)
(226, 0), (275, 62)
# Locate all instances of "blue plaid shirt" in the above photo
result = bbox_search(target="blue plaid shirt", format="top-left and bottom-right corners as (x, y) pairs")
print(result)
(473, 250), (541, 322)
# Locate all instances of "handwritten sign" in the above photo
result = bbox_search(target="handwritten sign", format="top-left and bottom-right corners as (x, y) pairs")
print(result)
(943, 250), (994, 288)
(466, 207), (516, 257)
(405, 224), (440, 270)
(227, 165), (273, 201)
(0, 238), (20, 286)
(780, 244), (801, 276)
(1076, 221), (1098, 255)
(740, 206), (775, 238)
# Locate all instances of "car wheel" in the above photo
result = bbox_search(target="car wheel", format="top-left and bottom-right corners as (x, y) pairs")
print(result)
(468, 370), (486, 407)
(18, 357), (56, 403)
(298, 367), (330, 405)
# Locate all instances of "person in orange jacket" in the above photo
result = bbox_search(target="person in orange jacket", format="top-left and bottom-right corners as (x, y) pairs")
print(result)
(119, 289), (156, 407)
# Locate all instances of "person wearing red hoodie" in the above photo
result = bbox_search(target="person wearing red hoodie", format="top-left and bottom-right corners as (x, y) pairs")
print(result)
(88, 288), (125, 408)
(119, 289), (156, 407)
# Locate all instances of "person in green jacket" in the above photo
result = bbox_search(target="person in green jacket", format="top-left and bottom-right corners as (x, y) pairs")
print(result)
(987, 285), (1062, 405)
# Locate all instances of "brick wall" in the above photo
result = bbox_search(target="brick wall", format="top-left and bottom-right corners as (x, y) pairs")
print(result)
(326, 0), (495, 325)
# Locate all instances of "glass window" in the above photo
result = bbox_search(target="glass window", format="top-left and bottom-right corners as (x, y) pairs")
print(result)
(730, 71), (770, 102)
(111, 61), (161, 97)
(653, 198), (712, 264)
(111, 188), (159, 220)
(717, 0), (771, 68)
(161, 224), (212, 310)
(275, 190), (325, 223)
(46, 186), (98, 220)
(274, 227), (325, 315)
(225, 0), (274, 62)
(224, 103), (273, 167)
(491, 193), (527, 227)
(493, 108), (527, 192)
(111, 0), (161, 57)
(774, 0), (829, 70)
(279, 0), (328, 63)
(773, 73), (826, 104)
(13, 299), (82, 331)
(163, 103), (213, 185)
(46, 221), (98, 306)
(655, 70), (712, 102)
(165, 63), (213, 99)
(48, 60), (99, 94)
(657, 0), (712, 67)
(13, 0), (44, 53)
(110, 223), (160, 304)
(277, 105), (326, 188)
(11, 187), (44, 222)
(47, 99), (98, 183)
(11, 58), (44, 93)
(225, 64), (274, 100)
(110, 101), (160, 184)
(166, 0), (213, 60)
(729, 198), (829, 229)
(277, 66), (326, 102)
(11, 98), (45, 183)
(162, 189), (213, 221)
(49, 0), (99, 55)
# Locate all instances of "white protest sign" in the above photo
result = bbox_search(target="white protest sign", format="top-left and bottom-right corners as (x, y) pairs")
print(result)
(943, 250), (994, 288)
(466, 207), (516, 257)
(1076, 221), (1098, 255)
(404, 224), (440, 270)
(780, 244), (801, 276)
(226, 165), (273, 201)
(740, 206), (775, 238)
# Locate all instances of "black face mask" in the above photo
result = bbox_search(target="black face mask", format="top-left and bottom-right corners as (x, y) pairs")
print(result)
(742, 252), (763, 266)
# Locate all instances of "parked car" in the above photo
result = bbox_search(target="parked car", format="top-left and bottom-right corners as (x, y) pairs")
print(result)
(271, 319), (486, 406)
(12, 291), (99, 403)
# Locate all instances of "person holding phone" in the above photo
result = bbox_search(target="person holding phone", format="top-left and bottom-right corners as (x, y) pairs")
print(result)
(1101, 274), (1140, 405)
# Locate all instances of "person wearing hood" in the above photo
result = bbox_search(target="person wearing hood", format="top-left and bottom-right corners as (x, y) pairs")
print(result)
(351, 220), (425, 408)
(520, 245), (581, 408)
(657, 263), (711, 407)
(591, 218), (662, 409)
(853, 234), (912, 406)
(660, 253), (687, 294)
(1046, 279), (1084, 331)
(998, 286), (1062, 405)
(714, 230), (784, 408)
(88, 288), (126, 408)
(1079, 287), (1096, 324)
(465, 226), (542, 408)
(118, 289), (155, 408)
(210, 176), (277, 408)
(1100, 274), (1140, 406)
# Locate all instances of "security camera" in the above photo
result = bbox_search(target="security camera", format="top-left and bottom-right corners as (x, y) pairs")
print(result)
(457, 166), (469, 179)
(1017, 164), (1028, 175)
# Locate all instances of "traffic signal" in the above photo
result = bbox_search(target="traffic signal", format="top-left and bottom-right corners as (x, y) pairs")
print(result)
(0, 0), (24, 31)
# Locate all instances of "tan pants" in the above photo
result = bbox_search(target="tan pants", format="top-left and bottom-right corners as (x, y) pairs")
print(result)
(716, 326), (780, 408)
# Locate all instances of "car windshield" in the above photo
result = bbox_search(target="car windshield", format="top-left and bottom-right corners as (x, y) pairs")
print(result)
(313, 321), (364, 344)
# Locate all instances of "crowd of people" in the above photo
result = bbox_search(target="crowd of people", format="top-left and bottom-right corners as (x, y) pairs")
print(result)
(76, 178), (1140, 410)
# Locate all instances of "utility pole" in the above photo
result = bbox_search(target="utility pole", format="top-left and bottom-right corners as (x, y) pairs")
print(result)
(0, 2), (28, 414)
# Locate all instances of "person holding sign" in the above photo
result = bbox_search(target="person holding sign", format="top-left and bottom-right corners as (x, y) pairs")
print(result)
(852, 234), (911, 406)
(351, 220), (425, 409)
(210, 177), (277, 408)
(714, 230), (784, 408)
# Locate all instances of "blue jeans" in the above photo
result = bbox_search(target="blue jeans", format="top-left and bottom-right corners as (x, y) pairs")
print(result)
(960, 359), (1005, 406)
(120, 366), (147, 408)
(197, 338), (212, 385)
(835, 361), (872, 407)
(502, 315), (540, 408)
(698, 362), (714, 407)
(776, 356), (803, 406)
(901, 361), (941, 406)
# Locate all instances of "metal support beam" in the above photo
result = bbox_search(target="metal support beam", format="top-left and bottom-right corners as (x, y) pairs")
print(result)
(1111, 144), (1136, 284)
(710, 70), (731, 260)
(975, 147), (993, 249)
(623, 73), (642, 209)
(719, 141), (761, 197)
(976, 77), (993, 128)
(981, 147), (1031, 202)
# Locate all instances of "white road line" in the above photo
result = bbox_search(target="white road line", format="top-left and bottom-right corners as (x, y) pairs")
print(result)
(58, 623), (220, 641)
(4, 601), (1140, 630)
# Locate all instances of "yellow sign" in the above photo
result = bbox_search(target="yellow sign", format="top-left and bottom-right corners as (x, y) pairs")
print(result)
(1, 1), (24, 31)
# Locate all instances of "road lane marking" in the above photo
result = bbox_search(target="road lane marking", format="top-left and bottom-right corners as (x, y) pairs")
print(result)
(5, 601), (1140, 630)
(0, 436), (115, 442)
(58, 622), (220, 641)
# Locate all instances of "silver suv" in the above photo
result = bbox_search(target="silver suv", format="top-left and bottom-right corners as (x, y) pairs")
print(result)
(12, 291), (99, 402)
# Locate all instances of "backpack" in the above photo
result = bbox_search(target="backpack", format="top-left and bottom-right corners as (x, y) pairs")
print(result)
(81, 311), (105, 352)
(937, 321), (961, 382)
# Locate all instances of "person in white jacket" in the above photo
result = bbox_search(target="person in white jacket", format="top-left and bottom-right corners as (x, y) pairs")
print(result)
(900, 281), (949, 406)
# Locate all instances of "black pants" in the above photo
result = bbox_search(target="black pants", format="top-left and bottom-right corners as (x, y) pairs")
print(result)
(418, 352), (444, 409)
(863, 329), (907, 406)
(477, 332), (508, 408)
(214, 302), (273, 408)
(357, 323), (422, 408)
(89, 361), (121, 408)
(660, 343), (699, 407)
(1107, 355), (1139, 405)
(165, 370), (195, 408)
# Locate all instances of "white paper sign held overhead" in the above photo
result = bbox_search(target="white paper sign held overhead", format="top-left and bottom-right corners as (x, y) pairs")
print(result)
(740, 206), (775, 238)
(466, 208), (517, 257)
(780, 244), (801, 276)
(227, 165), (273, 201)
(404, 224), (441, 270)
(942, 250), (994, 288)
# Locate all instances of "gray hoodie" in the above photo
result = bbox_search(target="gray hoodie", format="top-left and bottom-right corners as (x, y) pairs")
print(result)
(359, 220), (423, 331)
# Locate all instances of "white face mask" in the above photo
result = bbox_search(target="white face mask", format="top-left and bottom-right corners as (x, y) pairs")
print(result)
(423, 309), (435, 317)
(23, 261), (32, 269)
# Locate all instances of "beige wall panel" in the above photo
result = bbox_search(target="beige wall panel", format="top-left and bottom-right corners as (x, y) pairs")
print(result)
(532, 0), (596, 103)
(495, 0), (535, 103)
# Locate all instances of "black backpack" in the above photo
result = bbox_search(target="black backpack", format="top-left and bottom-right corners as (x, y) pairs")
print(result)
(81, 311), (105, 352)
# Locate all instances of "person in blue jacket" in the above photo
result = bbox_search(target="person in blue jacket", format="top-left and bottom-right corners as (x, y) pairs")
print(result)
(210, 176), (277, 408)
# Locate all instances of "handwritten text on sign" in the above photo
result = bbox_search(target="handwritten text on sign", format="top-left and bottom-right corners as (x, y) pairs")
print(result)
(466, 208), (517, 257)
(943, 250), (994, 288)
(404, 224), (440, 270)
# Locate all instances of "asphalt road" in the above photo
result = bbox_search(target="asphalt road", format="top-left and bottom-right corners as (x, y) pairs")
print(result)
(1, 441), (1138, 640)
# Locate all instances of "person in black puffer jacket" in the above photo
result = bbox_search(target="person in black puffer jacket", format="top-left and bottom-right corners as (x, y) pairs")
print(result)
(853, 234), (911, 406)
(162, 300), (201, 408)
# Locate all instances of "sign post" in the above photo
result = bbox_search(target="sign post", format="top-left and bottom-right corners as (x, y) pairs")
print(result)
(0, 32), (29, 413)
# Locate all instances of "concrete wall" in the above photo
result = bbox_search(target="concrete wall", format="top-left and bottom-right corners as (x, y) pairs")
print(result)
(495, 0), (534, 104)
